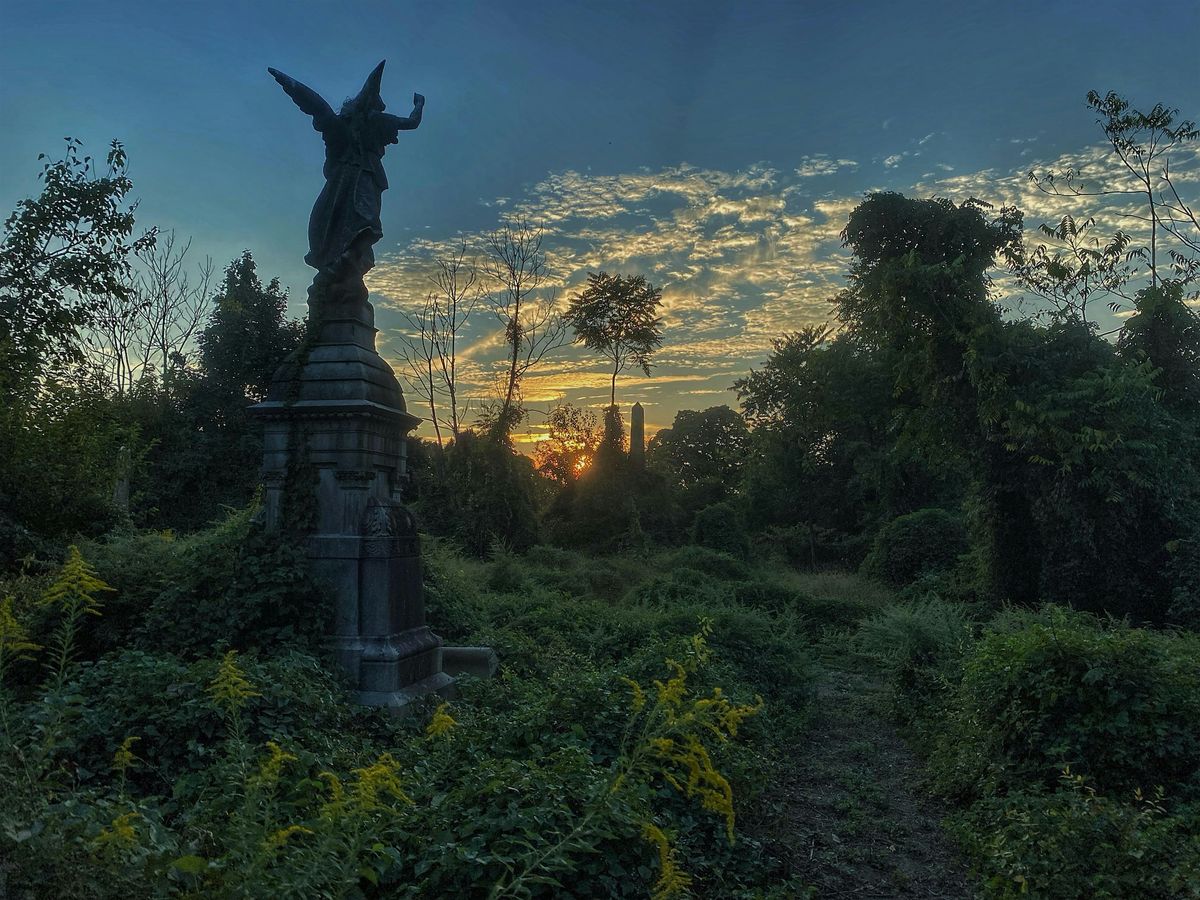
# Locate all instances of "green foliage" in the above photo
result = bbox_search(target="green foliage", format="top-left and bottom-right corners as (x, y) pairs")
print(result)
(415, 431), (541, 557)
(81, 506), (328, 660)
(0, 533), (812, 898)
(927, 608), (1200, 802)
(691, 502), (751, 560)
(0, 138), (153, 386)
(951, 772), (1200, 899)
(860, 508), (968, 586)
(564, 271), (664, 406)
(855, 597), (972, 721)
(647, 406), (750, 512)
(1118, 280), (1200, 410)
(659, 545), (751, 581)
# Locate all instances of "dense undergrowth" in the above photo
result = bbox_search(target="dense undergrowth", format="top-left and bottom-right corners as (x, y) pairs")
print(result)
(0, 514), (867, 898)
(857, 591), (1200, 898)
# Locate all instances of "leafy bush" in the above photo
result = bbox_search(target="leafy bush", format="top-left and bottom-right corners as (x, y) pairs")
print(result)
(929, 607), (1200, 802)
(415, 432), (541, 557)
(755, 523), (871, 569)
(856, 597), (972, 721)
(626, 568), (732, 610)
(658, 545), (751, 581)
(951, 771), (1200, 899)
(83, 507), (328, 660)
(691, 502), (751, 560)
(860, 507), (968, 586)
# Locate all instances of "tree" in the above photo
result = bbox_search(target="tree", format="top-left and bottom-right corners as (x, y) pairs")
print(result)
(82, 230), (213, 394)
(534, 403), (601, 485)
(136, 251), (304, 530)
(0, 138), (155, 393)
(1027, 91), (1200, 312)
(564, 271), (664, 407)
(482, 216), (567, 438)
(198, 251), (303, 403)
(1117, 281), (1200, 411)
(647, 406), (749, 509)
(0, 140), (154, 553)
(398, 241), (481, 449)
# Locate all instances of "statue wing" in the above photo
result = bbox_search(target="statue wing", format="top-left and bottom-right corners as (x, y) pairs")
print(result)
(349, 60), (387, 113)
(268, 67), (336, 129)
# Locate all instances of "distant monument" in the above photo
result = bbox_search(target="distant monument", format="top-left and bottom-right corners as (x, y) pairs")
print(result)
(629, 402), (645, 468)
(251, 62), (454, 708)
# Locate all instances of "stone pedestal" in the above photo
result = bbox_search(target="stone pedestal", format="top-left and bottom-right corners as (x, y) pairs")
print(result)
(250, 290), (453, 709)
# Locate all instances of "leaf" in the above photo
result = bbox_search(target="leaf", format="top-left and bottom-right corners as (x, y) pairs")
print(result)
(171, 855), (208, 874)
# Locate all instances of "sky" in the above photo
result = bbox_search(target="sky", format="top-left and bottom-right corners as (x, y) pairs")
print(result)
(3, 0), (1200, 444)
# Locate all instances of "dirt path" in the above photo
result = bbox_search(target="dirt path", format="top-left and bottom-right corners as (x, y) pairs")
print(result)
(776, 652), (975, 898)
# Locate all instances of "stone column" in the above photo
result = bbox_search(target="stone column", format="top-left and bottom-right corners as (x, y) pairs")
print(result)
(629, 402), (646, 469)
(250, 288), (453, 709)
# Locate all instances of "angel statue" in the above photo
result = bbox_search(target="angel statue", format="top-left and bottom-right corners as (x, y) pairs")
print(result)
(268, 61), (424, 304)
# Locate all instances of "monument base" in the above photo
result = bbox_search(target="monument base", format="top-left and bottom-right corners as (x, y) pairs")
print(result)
(357, 671), (457, 712)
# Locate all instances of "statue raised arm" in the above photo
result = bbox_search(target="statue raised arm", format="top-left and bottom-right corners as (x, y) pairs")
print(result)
(268, 60), (424, 306)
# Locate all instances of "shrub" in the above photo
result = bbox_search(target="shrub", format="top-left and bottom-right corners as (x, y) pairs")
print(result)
(929, 607), (1200, 802)
(951, 771), (1200, 899)
(691, 502), (751, 560)
(658, 545), (750, 581)
(416, 432), (541, 557)
(84, 507), (328, 660)
(860, 507), (968, 586)
(855, 597), (973, 721)
(755, 523), (871, 568)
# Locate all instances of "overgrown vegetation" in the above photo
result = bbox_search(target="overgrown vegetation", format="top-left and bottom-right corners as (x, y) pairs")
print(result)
(5, 87), (1200, 896)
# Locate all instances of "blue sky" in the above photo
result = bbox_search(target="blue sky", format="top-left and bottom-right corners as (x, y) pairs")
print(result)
(3, 0), (1199, 441)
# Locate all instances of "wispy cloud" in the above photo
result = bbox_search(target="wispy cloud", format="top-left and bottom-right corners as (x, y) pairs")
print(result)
(368, 136), (1200, 441)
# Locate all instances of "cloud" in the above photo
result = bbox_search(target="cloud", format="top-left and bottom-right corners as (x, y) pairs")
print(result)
(794, 155), (859, 178)
(369, 135), (1200, 443)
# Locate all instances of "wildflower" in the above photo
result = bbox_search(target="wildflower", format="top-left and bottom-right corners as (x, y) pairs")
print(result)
(262, 824), (312, 854)
(42, 546), (112, 616)
(651, 735), (737, 843)
(208, 650), (260, 716)
(320, 755), (411, 820)
(425, 701), (457, 739)
(257, 741), (296, 784)
(694, 690), (764, 740)
(653, 660), (688, 706)
(0, 596), (39, 663)
(94, 811), (140, 852)
(641, 822), (692, 900)
(620, 676), (646, 713)
(350, 753), (412, 812)
(112, 735), (140, 775)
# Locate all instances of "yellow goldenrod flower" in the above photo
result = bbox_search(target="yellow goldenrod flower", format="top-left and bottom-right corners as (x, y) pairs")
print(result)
(42, 546), (112, 616)
(94, 811), (140, 851)
(0, 596), (40, 663)
(258, 741), (297, 784)
(350, 753), (412, 812)
(208, 650), (260, 716)
(321, 755), (411, 820)
(425, 702), (457, 739)
(620, 676), (646, 713)
(112, 735), (140, 775)
(641, 822), (693, 900)
(262, 824), (313, 854)
(653, 661), (688, 706)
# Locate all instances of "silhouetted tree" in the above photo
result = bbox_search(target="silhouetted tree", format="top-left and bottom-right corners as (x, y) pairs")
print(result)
(534, 403), (601, 485)
(482, 217), (566, 438)
(565, 271), (663, 408)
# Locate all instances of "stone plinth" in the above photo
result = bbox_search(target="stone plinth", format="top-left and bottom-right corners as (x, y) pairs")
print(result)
(250, 293), (453, 709)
